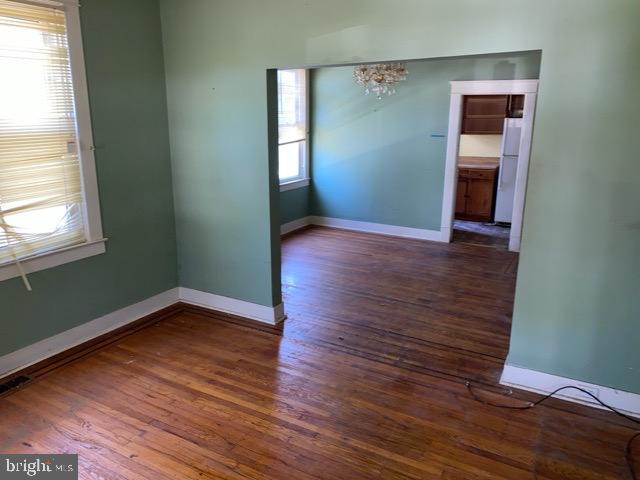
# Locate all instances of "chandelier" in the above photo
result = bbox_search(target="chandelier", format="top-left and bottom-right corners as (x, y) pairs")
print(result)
(353, 63), (408, 99)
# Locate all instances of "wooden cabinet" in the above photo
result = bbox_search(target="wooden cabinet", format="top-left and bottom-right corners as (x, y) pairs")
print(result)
(462, 95), (508, 134)
(455, 176), (468, 217)
(455, 167), (498, 222)
(461, 94), (525, 133)
(508, 94), (525, 118)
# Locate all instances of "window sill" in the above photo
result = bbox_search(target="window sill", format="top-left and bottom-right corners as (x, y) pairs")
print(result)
(0, 239), (107, 284)
(280, 178), (310, 192)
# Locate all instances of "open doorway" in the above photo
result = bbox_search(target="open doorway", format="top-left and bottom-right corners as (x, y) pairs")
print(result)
(453, 96), (522, 249)
(272, 52), (541, 382)
(441, 80), (538, 252)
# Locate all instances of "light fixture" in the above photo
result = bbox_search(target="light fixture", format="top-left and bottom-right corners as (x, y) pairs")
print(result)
(353, 63), (408, 99)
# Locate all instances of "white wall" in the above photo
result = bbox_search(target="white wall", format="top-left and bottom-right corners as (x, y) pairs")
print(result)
(459, 134), (502, 157)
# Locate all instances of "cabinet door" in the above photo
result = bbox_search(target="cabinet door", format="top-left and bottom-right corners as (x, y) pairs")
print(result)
(462, 95), (508, 134)
(462, 117), (505, 134)
(466, 178), (494, 221)
(464, 95), (509, 115)
(455, 177), (468, 216)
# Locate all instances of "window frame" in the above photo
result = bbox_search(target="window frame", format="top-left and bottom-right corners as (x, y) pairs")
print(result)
(0, 0), (105, 284)
(278, 68), (310, 192)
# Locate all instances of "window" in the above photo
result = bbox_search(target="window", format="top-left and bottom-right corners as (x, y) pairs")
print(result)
(277, 69), (308, 190)
(0, 0), (104, 288)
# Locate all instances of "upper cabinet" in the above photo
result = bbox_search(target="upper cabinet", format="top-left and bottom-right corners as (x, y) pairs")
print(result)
(461, 95), (525, 134)
(462, 95), (508, 134)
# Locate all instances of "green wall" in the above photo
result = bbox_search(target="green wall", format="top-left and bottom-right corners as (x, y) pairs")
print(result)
(160, 0), (640, 394)
(0, 0), (177, 357)
(310, 53), (540, 229)
(280, 52), (541, 228)
(280, 186), (311, 225)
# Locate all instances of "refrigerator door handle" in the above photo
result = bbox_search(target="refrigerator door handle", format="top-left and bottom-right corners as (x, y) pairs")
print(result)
(498, 156), (505, 190)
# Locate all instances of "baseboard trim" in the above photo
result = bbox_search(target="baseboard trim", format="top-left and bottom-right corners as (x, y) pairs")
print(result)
(0, 288), (180, 380)
(180, 303), (283, 335)
(280, 215), (445, 242)
(280, 216), (313, 236)
(0, 287), (286, 382)
(179, 287), (286, 325)
(500, 364), (640, 418)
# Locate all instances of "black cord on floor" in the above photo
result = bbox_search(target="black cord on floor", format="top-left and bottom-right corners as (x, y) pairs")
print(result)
(465, 382), (640, 480)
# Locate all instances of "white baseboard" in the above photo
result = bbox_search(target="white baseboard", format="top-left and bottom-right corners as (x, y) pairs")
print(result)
(501, 364), (640, 418)
(0, 288), (180, 379)
(280, 216), (312, 235)
(0, 287), (286, 379)
(280, 215), (445, 242)
(508, 233), (521, 252)
(179, 287), (286, 325)
(311, 216), (445, 241)
(439, 225), (453, 243)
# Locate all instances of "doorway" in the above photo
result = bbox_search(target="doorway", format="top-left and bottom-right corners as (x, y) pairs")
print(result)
(272, 57), (539, 385)
(440, 80), (538, 252)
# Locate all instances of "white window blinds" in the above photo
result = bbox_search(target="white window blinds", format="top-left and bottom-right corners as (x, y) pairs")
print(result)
(0, 0), (85, 268)
(278, 69), (306, 144)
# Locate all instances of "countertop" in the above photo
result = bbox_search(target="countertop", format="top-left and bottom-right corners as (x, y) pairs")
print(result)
(458, 156), (499, 170)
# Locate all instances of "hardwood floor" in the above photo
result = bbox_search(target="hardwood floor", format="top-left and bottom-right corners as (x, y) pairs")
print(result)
(282, 227), (517, 387)
(0, 227), (636, 479)
(452, 220), (510, 249)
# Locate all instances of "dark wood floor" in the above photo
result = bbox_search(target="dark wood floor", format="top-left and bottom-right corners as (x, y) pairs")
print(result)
(0, 227), (636, 479)
(282, 227), (517, 386)
(452, 220), (510, 249)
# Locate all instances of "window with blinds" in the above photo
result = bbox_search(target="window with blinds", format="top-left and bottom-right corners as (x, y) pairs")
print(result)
(277, 69), (308, 184)
(0, 0), (86, 267)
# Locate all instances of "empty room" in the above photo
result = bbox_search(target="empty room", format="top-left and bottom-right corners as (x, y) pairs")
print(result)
(0, 0), (638, 479)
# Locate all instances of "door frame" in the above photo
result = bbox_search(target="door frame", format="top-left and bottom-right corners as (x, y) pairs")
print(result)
(440, 79), (539, 251)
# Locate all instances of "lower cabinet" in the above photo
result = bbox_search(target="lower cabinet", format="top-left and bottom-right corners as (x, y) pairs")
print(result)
(455, 167), (498, 222)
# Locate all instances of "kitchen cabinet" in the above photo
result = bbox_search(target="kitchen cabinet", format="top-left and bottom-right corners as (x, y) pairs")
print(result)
(462, 95), (508, 134)
(455, 167), (498, 222)
(461, 94), (525, 133)
(508, 94), (525, 118)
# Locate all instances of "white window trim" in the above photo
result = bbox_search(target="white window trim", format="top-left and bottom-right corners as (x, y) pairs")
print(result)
(280, 178), (310, 192)
(0, 241), (105, 282)
(0, 0), (106, 284)
(278, 69), (310, 191)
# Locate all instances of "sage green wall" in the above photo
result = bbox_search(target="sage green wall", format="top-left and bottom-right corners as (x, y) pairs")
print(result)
(310, 53), (540, 229)
(280, 186), (311, 225)
(0, 0), (177, 356)
(160, 0), (640, 393)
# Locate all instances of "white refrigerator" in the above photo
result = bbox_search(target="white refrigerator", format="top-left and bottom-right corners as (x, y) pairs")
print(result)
(494, 118), (521, 224)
